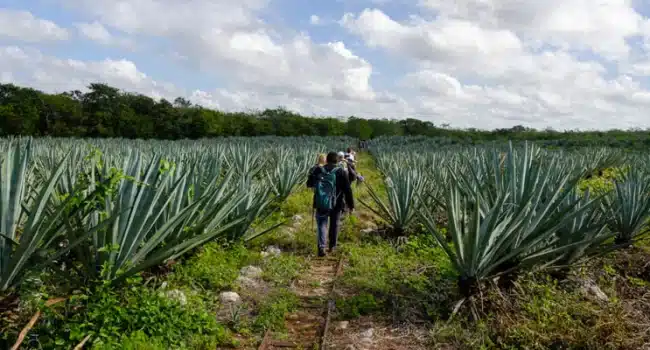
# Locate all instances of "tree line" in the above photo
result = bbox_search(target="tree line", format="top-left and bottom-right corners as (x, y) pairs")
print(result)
(1, 82), (650, 148)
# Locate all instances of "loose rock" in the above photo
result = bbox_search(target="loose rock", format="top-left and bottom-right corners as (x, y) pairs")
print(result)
(360, 328), (374, 339)
(219, 291), (241, 305)
(261, 246), (281, 258)
(580, 278), (609, 302)
(240, 265), (263, 278)
(292, 215), (303, 222)
(336, 321), (349, 330)
(163, 289), (187, 306)
(236, 276), (259, 289)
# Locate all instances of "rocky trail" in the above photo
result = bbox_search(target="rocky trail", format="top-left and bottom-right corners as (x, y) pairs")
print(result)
(259, 254), (343, 350)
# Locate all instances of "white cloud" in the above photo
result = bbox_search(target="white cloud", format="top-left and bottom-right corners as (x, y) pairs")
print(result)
(342, 6), (650, 129)
(63, 0), (381, 102)
(0, 46), (175, 98)
(0, 10), (69, 42)
(1, 0), (650, 130)
(418, 0), (645, 59)
(75, 21), (112, 43)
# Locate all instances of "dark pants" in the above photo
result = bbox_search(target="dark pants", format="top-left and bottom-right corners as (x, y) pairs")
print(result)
(316, 209), (341, 250)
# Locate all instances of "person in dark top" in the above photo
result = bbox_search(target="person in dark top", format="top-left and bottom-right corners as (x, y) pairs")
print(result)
(306, 152), (354, 257)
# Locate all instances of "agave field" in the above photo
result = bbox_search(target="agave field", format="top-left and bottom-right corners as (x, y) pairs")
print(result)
(3, 135), (650, 349)
(366, 138), (650, 297)
(0, 136), (353, 292)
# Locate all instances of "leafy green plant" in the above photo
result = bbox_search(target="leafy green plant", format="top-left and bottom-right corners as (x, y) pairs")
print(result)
(32, 277), (234, 349)
(170, 243), (255, 291)
(261, 254), (306, 286)
(336, 293), (381, 319)
(253, 289), (298, 332)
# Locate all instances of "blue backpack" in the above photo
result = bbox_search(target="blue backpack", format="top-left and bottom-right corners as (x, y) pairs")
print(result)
(314, 166), (339, 210)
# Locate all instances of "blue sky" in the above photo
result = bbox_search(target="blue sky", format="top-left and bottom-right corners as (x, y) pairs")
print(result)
(1, 0), (650, 130)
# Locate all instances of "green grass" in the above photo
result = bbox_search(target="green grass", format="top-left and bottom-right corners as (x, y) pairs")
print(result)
(169, 243), (258, 292)
(431, 274), (641, 350)
(252, 289), (299, 332)
(261, 254), (308, 286)
(340, 235), (456, 321)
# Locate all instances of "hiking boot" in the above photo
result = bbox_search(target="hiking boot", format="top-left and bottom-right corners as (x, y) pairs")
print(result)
(328, 246), (337, 254)
(318, 248), (326, 257)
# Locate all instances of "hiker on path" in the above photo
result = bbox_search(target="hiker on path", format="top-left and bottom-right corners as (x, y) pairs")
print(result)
(336, 151), (348, 170)
(344, 147), (363, 184)
(306, 152), (355, 257)
(307, 153), (327, 184)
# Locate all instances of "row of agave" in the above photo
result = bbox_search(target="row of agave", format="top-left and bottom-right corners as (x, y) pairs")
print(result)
(364, 139), (650, 297)
(0, 136), (345, 294)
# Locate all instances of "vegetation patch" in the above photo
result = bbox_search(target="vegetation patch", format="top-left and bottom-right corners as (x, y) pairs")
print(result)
(340, 235), (456, 322)
(26, 278), (235, 349)
(169, 243), (258, 292)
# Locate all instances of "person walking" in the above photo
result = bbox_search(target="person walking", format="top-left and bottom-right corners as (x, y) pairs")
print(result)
(306, 152), (354, 257)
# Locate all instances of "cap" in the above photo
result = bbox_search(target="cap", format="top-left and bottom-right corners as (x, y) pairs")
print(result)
(337, 151), (345, 157)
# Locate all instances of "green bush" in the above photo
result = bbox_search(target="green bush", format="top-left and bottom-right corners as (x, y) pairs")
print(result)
(336, 293), (382, 320)
(33, 278), (235, 349)
(170, 243), (257, 291)
(261, 254), (307, 286)
(341, 235), (456, 320)
(253, 289), (299, 332)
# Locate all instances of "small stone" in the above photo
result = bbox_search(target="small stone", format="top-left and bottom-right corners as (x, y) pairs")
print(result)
(360, 228), (373, 234)
(163, 289), (187, 306)
(360, 328), (374, 339)
(292, 215), (304, 222)
(336, 321), (349, 330)
(160, 281), (168, 290)
(240, 265), (263, 278)
(236, 276), (259, 289)
(219, 291), (241, 305)
(580, 279), (609, 302)
(287, 313), (299, 320)
(263, 246), (281, 257)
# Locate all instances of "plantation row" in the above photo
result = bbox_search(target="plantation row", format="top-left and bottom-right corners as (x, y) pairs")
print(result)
(3, 136), (650, 348)
(365, 139), (650, 299)
(0, 136), (352, 293)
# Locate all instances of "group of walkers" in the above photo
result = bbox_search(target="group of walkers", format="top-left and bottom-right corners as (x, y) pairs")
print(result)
(306, 147), (363, 257)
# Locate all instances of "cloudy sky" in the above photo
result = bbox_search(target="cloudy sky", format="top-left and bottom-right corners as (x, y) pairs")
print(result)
(1, 0), (650, 130)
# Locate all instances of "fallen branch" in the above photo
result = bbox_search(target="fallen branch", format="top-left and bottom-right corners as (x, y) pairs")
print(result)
(11, 297), (66, 350)
(73, 334), (92, 350)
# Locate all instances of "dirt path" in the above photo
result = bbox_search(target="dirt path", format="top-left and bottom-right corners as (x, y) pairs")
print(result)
(258, 152), (395, 349)
(259, 254), (343, 349)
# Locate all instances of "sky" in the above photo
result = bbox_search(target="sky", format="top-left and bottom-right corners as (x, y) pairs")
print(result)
(1, 0), (650, 130)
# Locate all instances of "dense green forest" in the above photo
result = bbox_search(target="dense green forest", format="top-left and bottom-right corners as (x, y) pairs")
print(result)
(2, 82), (650, 147)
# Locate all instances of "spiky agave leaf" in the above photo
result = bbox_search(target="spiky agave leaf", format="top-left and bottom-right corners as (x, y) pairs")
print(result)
(543, 189), (612, 269)
(0, 140), (82, 291)
(602, 167), (650, 245)
(419, 143), (604, 296)
(360, 166), (426, 235)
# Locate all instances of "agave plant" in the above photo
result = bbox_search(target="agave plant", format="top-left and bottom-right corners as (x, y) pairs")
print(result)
(419, 143), (601, 297)
(227, 177), (282, 242)
(547, 189), (612, 270)
(266, 149), (310, 201)
(0, 140), (80, 292)
(601, 167), (650, 245)
(360, 166), (427, 236)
